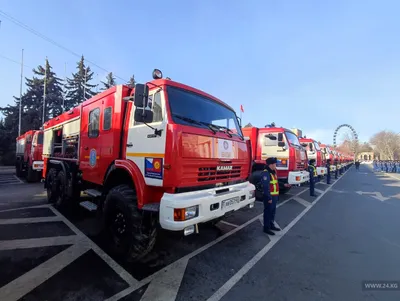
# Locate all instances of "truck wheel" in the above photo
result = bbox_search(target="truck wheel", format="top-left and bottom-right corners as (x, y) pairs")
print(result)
(26, 166), (35, 183)
(249, 170), (263, 200)
(279, 186), (291, 195)
(103, 184), (157, 262)
(15, 163), (21, 177)
(55, 171), (69, 209)
(46, 168), (58, 203)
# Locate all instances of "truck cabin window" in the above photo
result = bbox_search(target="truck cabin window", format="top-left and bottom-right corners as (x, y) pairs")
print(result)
(133, 92), (163, 126)
(37, 133), (43, 145)
(285, 132), (301, 148)
(103, 107), (112, 130)
(88, 108), (100, 138)
(313, 141), (321, 151)
(167, 86), (243, 138)
(264, 133), (278, 146)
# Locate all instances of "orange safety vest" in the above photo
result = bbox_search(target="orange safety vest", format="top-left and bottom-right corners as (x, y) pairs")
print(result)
(269, 172), (279, 195)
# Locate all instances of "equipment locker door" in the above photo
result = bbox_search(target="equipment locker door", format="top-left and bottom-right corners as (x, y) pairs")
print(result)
(80, 102), (103, 184)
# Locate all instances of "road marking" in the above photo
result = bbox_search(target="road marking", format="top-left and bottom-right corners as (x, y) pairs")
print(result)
(293, 196), (311, 207)
(329, 188), (347, 194)
(0, 204), (50, 213)
(140, 259), (189, 301)
(0, 216), (61, 225)
(205, 168), (350, 301)
(0, 235), (81, 251)
(105, 187), (310, 301)
(355, 191), (390, 202)
(315, 188), (324, 194)
(0, 244), (90, 301)
(13, 175), (24, 184)
(219, 220), (239, 228)
(48, 206), (138, 286)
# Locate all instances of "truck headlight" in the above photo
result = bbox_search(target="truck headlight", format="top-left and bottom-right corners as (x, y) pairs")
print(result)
(174, 205), (199, 221)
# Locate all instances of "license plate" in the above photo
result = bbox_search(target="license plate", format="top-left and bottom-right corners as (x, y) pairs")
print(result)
(221, 197), (240, 210)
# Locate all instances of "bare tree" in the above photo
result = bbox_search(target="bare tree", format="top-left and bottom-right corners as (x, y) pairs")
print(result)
(370, 130), (400, 160)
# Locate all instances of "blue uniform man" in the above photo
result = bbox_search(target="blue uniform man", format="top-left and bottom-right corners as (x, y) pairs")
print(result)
(308, 159), (318, 196)
(334, 159), (339, 179)
(326, 159), (331, 184)
(260, 157), (283, 235)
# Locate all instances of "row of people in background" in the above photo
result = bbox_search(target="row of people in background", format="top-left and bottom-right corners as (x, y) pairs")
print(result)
(373, 160), (400, 173)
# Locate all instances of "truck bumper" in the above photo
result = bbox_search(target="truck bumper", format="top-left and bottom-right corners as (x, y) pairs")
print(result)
(317, 167), (327, 176)
(159, 181), (256, 232)
(32, 161), (44, 171)
(288, 171), (309, 185)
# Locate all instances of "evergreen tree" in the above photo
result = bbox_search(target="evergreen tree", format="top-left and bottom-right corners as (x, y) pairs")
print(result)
(65, 55), (97, 110)
(127, 75), (136, 88)
(101, 72), (116, 90)
(0, 58), (63, 164)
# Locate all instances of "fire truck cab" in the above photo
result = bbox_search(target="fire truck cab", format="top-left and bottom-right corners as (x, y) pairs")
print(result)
(320, 144), (336, 172)
(296, 133), (327, 177)
(243, 124), (309, 195)
(43, 69), (255, 261)
(15, 130), (44, 182)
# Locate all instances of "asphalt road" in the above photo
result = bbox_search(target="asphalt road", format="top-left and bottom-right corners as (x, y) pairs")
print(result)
(0, 164), (400, 301)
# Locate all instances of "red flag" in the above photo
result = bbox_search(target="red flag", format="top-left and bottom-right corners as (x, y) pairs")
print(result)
(240, 105), (244, 113)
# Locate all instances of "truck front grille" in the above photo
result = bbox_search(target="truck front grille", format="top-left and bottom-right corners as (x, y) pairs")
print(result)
(198, 166), (241, 182)
(296, 162), (305, 170)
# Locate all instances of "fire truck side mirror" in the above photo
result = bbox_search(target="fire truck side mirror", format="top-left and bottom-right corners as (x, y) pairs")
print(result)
(277, 133), (283, 141)
(133, 84), (149, 108)
(134, 108), (154, 123)
(278, 141), (286, 147)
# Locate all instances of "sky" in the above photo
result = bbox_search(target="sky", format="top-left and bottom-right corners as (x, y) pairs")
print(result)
(1, 0), (400, 145)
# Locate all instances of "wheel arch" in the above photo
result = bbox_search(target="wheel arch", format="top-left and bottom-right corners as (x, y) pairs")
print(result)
(104, 159), (147, 208)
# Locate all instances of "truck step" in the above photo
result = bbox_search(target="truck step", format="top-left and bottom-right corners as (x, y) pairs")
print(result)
(84, 189), (102, 198)
(79, 201), (98, 212)
(142, 203), (160, 212)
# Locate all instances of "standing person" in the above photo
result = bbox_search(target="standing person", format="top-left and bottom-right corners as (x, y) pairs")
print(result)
(334, 159), (339, 179)
(308, 159), (318, 197)
(260, 157), (285, 235)
(326, 158), (331, 184)
(355, 160), (360, 171)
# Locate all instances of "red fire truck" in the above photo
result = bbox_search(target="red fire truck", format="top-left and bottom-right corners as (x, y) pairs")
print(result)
(297, 135), (327, 177)
(320, 143), (337, 173)
(42, 69), (255, 261)
(243, 124), (309, 195)
(15, 130), (44, 182)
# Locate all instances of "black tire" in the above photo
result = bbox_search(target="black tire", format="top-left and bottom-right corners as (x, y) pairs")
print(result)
(15, 163), (21, 177)
(26, 166), (35, 183)
(46, 168), (58, 203)
(55, 170), (69, 209)
(103, 184), (157, 262)
(249, 170), (264, 200)
(279, 186), (291, 195)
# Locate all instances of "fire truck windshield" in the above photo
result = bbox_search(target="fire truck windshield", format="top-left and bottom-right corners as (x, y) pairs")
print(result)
(167, 86), (243, 137)
(285, 131), (301, 147)
(313, 141), (321, 151)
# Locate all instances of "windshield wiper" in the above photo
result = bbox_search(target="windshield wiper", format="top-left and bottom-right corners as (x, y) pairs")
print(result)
(172, 114), (216, 134)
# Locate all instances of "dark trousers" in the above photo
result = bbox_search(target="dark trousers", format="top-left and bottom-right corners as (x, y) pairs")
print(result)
(335, 169), (338, 179)
(263, 195), (278, 230)
(326, 171), (331, 184)
(310, 179), (315, 196)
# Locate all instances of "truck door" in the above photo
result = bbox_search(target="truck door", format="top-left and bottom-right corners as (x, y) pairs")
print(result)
(80, 102), (103, 184)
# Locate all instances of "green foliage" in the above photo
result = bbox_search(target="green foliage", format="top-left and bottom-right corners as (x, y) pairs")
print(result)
(101, 72), (116, 90)
(65, 55), (97, 110)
